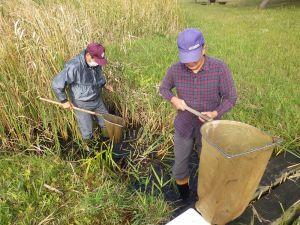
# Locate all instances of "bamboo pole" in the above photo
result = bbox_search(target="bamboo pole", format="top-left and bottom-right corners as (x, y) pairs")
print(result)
(39, 97), (124, 127)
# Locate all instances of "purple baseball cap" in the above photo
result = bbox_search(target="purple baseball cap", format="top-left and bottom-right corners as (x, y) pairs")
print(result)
(87, 43), (107, 66)
(177, 28), (205, 63)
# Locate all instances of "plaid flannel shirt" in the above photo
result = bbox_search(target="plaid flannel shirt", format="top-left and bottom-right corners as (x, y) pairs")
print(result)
(159, 56), (237, 139)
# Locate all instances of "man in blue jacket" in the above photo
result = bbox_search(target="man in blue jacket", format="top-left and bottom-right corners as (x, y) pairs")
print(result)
(52, 43), (113, 140)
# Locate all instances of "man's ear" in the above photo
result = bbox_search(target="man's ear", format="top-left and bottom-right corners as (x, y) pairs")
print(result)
(85, 52), (92, 62)
(202, 46), (206, 55)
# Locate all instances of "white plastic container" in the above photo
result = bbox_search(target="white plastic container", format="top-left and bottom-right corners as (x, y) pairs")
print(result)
(166, 208), (211, 225)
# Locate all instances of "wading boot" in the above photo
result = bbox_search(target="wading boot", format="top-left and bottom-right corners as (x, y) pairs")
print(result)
(176, 183), (190, 201)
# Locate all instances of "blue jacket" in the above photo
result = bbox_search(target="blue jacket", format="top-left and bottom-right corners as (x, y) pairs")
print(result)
(52, 50), (106, 102)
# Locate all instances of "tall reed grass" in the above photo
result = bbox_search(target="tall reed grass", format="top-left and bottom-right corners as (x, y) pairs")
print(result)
(0, 0), (182, 151)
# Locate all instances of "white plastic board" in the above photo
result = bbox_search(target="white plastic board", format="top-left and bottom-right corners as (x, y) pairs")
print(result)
(166, 208), (211, 225)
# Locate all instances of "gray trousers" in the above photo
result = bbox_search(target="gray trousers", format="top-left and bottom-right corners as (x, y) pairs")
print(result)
(172, 131), (202, 180)
(72, 99), (108, 140)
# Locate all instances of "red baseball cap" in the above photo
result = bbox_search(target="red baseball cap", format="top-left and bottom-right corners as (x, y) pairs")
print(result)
(87, 43), (107, 66)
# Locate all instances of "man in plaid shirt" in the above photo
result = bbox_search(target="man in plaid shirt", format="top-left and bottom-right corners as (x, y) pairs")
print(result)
(159, 28), (237, 201)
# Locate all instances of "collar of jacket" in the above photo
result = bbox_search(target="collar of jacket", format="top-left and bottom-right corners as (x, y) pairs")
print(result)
(79, 49), (100, 69)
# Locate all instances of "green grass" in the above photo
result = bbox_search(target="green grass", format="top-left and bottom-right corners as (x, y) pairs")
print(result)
(0, 153), (170, 225)
(108, 0), (300, 156)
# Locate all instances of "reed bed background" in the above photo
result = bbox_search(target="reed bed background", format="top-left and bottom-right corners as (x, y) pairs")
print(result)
(0, 0), (181, 151)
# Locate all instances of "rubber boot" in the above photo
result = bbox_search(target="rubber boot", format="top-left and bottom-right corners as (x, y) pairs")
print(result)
(176, 183), (190, 201)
